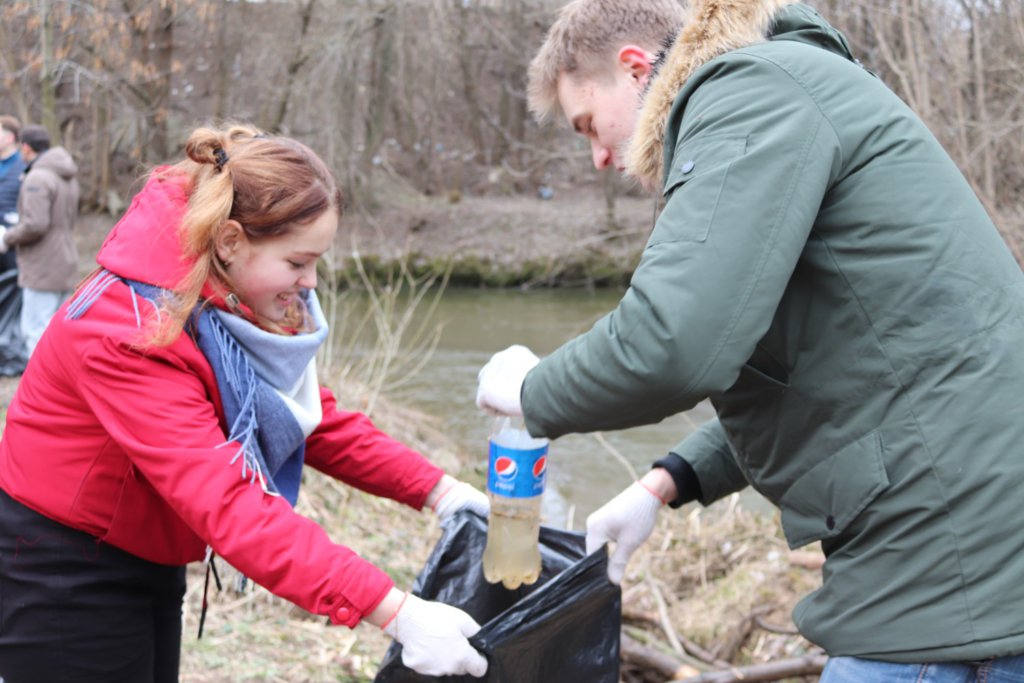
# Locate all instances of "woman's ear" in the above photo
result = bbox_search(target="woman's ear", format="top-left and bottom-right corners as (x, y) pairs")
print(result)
(215, 219), (246, 267)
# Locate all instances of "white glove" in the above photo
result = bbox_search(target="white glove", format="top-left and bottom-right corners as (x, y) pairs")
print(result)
(0, 226), (7, 254)
(382, 592), (488, 677)
(433, 480), (490, 521)
(586, 481), (665, 584)
(476, 344), (540, 416)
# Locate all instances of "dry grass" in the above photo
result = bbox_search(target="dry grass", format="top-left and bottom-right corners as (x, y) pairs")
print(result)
(619, 497), (824, 682)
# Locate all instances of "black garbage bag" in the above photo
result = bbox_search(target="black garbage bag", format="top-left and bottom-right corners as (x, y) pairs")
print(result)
(0, 266), (27, 377)
(375, 510), (621, 683)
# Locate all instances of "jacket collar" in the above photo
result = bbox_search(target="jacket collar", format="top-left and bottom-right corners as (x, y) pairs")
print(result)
(624, 0), (798, 187)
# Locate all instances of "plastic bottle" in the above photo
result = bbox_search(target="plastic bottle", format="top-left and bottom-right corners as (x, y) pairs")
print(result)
(482, 416), (548, 589)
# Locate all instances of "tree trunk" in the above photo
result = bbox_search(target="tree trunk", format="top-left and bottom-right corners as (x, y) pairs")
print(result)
(268, 0), (317, 133)
(146, 3), (175, 162)
(38, 0), (59, 142)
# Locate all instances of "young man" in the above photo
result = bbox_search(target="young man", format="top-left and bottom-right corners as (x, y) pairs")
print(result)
(476, 1), (1024, 679)
(0, 116), (29, 375)
(0, 125), (80, 356)
(0, 116), (25, 265)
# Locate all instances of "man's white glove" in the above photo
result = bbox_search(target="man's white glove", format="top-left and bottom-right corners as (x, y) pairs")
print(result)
(432, 480), (490, 521)
(382, 592), (488, 677)
(475, 344), (540, 416)
(0, 226), (8, 254)
(586, 481), (665, 584)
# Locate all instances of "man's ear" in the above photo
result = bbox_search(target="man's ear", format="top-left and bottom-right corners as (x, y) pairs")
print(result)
(617, 45), (655, 88)
(215, 219), (246, 266)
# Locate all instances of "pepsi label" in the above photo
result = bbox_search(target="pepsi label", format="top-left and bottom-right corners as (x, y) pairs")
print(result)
(487, 441), (548, 498)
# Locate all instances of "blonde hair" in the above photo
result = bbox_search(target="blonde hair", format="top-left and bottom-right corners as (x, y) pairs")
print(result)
(527, 0), (685, 123)
(149, 123), (342, 345)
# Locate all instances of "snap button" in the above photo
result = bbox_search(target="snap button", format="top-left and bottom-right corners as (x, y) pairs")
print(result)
(825, 515), (836, 530)
(680, 160), (695, 174)
(335, 607), (351, 622)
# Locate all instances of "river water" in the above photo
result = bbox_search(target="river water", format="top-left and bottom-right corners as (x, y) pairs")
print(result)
(338, 287), (730, 530)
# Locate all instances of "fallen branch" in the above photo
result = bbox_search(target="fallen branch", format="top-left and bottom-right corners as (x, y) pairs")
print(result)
(621, 631), (702, 681)
(674, 654), (828, 683)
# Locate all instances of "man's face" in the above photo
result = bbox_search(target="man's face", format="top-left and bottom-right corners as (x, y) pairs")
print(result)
(556, 47), (653, 172)
(20, 143), (36, 163)
(0, 127), (15, 155)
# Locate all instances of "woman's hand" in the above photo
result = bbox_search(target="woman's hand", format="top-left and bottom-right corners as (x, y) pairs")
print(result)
(426, 475), (490, 521)
(369, 588), (488, 677)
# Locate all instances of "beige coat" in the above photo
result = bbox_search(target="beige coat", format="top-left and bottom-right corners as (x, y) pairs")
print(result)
(6, 146), (80, 292)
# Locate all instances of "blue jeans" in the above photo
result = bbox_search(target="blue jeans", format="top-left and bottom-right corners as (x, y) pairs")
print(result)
(821, 655), (1024, 682)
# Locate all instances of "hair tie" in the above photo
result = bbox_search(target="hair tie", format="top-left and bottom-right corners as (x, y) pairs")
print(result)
(213, 147), (229, 170)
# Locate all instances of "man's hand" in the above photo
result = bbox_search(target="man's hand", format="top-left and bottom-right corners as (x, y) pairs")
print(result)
(475, 344), (540, 416)
(586, 470), (675, 583)
(379, 592), (488, 677)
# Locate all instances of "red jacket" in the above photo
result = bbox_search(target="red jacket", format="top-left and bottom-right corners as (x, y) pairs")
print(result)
(0, 170), (444, 627)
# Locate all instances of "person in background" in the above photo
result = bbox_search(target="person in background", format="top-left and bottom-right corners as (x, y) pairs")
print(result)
(0, 116), (25, 246)
(0, 124), (80, 356)
(476, 1), (1024, 680)
(0, 116), (28, 374)
(0, 124), (488, 681)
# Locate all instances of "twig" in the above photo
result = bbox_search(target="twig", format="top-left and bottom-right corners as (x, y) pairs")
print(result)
(674, 654), (827, 683)
(646, 573), (685, 656)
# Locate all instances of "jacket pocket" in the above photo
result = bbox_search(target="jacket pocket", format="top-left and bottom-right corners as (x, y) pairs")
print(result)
(652, 134), (748, 244)
(779, 431), (889, 549)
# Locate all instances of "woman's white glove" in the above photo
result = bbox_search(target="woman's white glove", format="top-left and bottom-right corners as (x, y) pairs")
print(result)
(382, 592), (488, 677)
(432, 480), (490, 521)
(475, 344), (540, 416)
(586, 481), (665, 584)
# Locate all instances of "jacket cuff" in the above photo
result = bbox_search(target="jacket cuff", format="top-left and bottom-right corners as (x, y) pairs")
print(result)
(651, 454), (703, 509)
(322, 562), (395, 628)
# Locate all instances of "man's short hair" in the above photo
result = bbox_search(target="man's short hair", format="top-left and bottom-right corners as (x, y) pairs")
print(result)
(0, 116), (21, 142)
(527, 0), (685, 123)
(20, 125), (51, 153)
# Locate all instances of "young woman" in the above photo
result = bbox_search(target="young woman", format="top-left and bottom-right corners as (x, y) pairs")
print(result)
(0, 124), (489, 681)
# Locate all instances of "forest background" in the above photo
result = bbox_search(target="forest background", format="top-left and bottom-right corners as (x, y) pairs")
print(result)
(1, 1), (1023, 682)
(1, 0), (1022, 271)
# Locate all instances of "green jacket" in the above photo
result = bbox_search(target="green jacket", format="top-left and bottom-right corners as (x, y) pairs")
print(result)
(522, 0), (1024, 663)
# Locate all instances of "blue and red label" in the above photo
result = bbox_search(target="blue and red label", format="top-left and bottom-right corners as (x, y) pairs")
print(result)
(487, 441), (548, 498)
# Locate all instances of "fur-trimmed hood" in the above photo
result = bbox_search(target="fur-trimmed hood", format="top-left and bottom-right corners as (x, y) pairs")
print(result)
(625, 0), (854, 186)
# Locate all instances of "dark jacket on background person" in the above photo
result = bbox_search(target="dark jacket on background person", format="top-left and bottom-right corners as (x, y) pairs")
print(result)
(521, 0), (1024, 664)
(5, 146), (80, 291)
